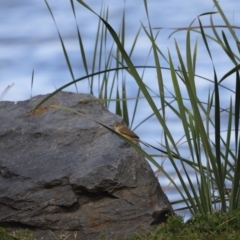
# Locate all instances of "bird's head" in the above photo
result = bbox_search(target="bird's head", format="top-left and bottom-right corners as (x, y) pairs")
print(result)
(110, 123), (123, 131)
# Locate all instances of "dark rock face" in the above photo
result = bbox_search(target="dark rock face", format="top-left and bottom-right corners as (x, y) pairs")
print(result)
(0, 92), (173, 239)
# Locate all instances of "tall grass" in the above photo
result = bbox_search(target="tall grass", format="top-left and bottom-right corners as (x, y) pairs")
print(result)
(36, 0), (240, 217)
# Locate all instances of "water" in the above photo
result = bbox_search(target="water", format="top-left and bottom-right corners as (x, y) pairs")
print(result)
(1, 0), (239, 217)
(1, 0), (238, 100)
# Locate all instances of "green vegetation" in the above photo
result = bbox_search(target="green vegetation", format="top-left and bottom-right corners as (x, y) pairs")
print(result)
(2, 0), (240, 239)
(0, 227), (35, 240)
(127, 211), (240, 240)
(40, 0), (240, 215)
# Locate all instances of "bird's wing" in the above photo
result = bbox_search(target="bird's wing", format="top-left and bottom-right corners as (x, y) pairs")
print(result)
(121, 128), (139, 139)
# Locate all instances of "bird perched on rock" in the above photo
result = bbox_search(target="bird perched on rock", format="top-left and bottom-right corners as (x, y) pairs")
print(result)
(111, 123), (149, 147)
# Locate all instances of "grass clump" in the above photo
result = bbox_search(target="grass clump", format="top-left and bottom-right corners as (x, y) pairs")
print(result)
(40, 0), (240, 217)
(127, 210), (240, 240)
(0, 227), (36, 240)
(0, 227), (15, 240)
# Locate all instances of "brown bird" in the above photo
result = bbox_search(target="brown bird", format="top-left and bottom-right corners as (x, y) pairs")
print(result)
(111, 123), (149, 147)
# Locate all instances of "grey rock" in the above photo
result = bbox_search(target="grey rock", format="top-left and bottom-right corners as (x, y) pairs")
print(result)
(0, 92), (174, 240)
